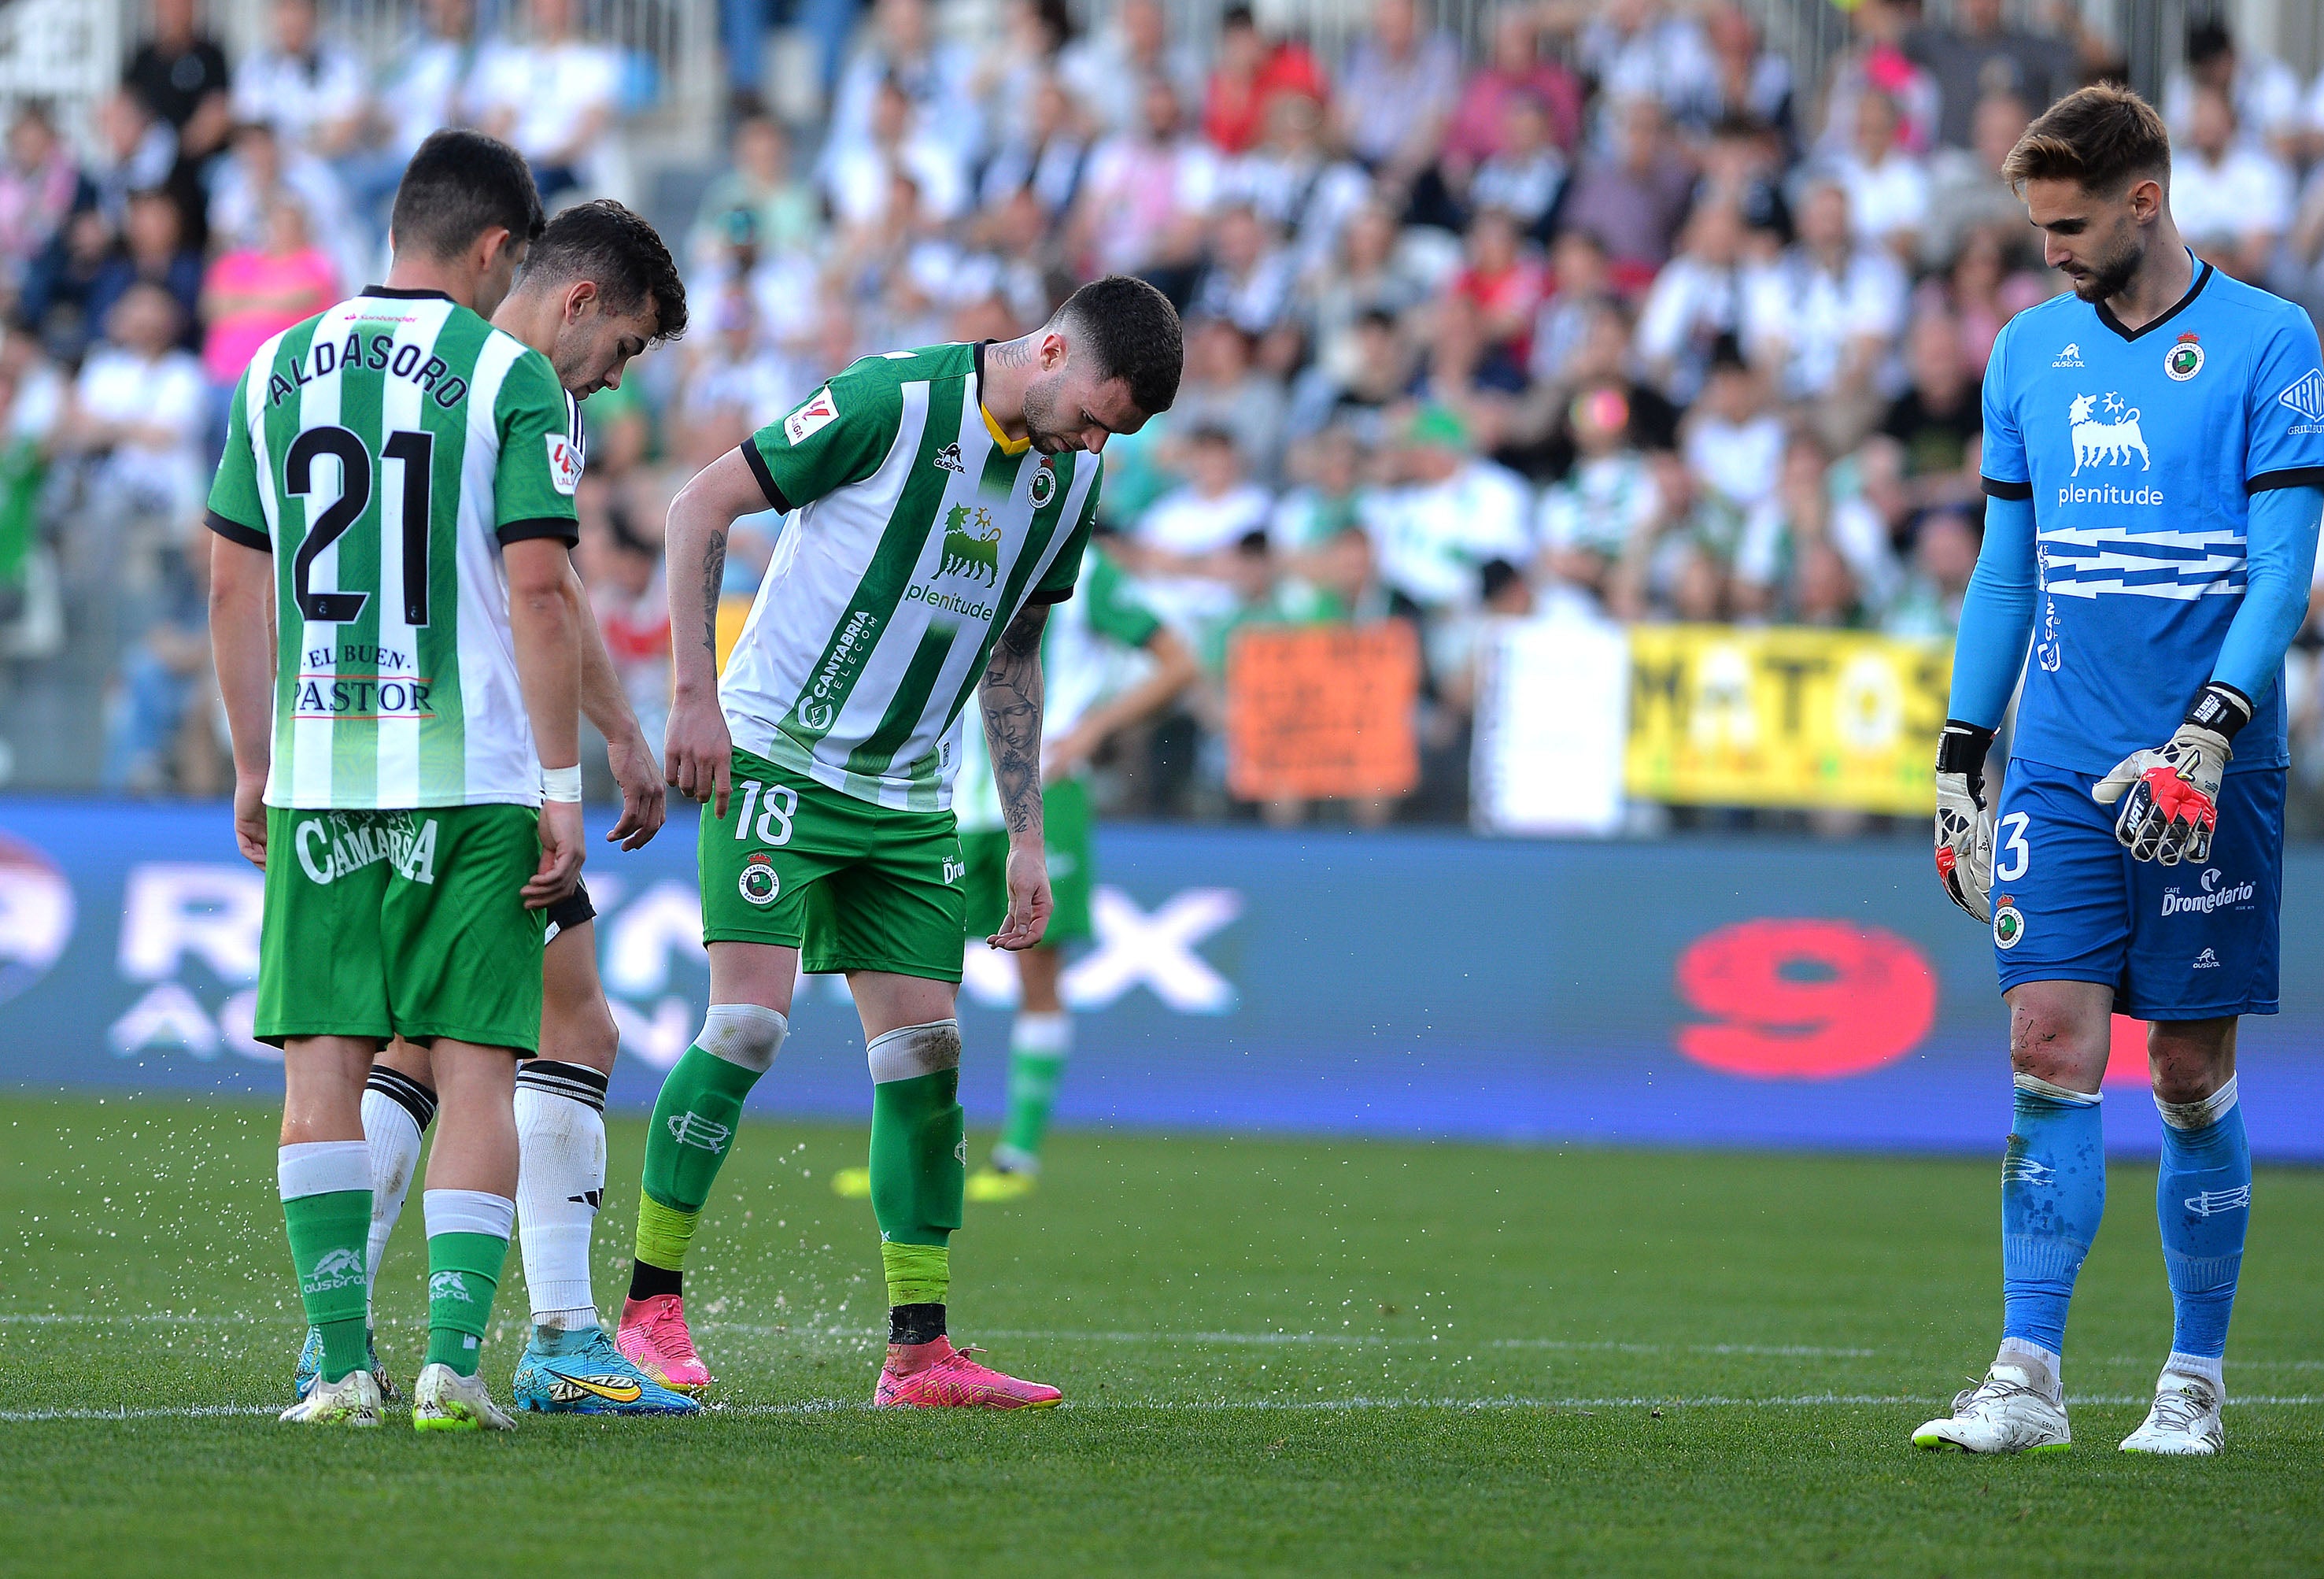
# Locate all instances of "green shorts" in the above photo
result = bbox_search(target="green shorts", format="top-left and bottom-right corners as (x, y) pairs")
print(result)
(256, 804), (546, 1052)
(961, 775), (1092, 946)
(700, 747), (966, 982)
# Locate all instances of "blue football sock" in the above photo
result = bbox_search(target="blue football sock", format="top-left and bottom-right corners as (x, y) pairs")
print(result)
(2155, 1075), (2249, 1381)
(2000, 1074), (2106, 1359)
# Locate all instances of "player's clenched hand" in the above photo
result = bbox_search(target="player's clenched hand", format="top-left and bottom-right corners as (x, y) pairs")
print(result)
(605, 727), (667, 850)
(664, 692), (733, 819)
(1933, 719), (1996, 923)
(524, 799), (586, 908)
(2093, 683), (2247, 866)
(232, 774), (268, 868)
(986, 841), (1053, 952)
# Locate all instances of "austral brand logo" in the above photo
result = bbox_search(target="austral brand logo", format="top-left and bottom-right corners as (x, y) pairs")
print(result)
(795, 609), (880, 731)
(2164, 331), (2204, 382)
(2162, 868), (2255, 917)
(667, 1111), (732, 1153)
(2192, 947), (2222, 969)
(2052, 342), (2084, 367)
(739, 852), (779, 907)
(1029, 464), (1057, 508)
(2001, 1153), (2052, 1186)
(2067, 393), (2149, 474)
(933, 442), (966, 474)
(2278, 368), (2324, 431)
(2184, 1185), (2251, 1217)
(302, 1247), (364, 1295)
(428, 1270), (474, 1303)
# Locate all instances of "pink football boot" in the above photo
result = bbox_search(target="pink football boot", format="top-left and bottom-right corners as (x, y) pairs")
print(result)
(874, 1337), (1062, 1408)
(615, 1294), (713, 1395)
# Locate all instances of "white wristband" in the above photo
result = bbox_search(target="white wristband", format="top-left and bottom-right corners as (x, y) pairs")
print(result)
(540, 764), (583, 803)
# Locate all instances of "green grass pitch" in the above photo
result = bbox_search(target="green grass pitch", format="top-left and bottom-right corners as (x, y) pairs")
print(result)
(1, 1092), (2318, 1576)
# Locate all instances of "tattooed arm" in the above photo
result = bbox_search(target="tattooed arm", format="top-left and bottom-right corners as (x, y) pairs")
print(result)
(980, 601), (1055, 950)
(662, 447), (763, 817)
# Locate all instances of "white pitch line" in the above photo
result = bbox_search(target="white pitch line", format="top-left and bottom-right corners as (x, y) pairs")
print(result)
(15, 1396), (2324, 1425)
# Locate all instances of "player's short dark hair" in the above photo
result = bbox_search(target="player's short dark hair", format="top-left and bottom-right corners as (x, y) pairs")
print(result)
(1055, 275), (1183, 418)
(389, 129), (545, 263)
(520, 198), (689, 342)
(2001, 84), (2171, 195)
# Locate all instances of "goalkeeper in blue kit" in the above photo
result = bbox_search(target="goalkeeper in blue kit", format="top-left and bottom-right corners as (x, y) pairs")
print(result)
(1922, 87), (2324, 1455)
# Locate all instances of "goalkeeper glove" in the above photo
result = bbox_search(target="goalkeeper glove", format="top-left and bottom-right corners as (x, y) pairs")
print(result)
(1934, 719), (1996, 923)
(2091, 682), (2250, 867)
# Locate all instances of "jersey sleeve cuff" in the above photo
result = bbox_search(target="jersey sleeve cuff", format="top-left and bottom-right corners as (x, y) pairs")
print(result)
(204, 508), (270, 552)
(741, 441), (793, 514)
(1980, 475), (2034, 501)
(1028, 585), (1074, 604)
(2246, 466), (2324, 494)
(497, 516), (581, 546)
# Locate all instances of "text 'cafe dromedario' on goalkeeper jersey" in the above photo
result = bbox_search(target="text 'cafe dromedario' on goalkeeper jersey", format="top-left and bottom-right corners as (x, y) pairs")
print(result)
(205, 287), (583, 811)
(722, 342), (1103, 813)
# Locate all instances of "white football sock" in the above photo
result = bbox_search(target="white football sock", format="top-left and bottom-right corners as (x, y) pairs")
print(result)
(359, 1069), (435, 1325)
(515, 1059), (610, 1331)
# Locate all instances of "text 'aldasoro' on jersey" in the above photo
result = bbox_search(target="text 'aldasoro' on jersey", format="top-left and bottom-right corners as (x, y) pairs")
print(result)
(720, 342), (1103, 812)
(205, 287), (582, 812)
(1980, 260), (2324, 776)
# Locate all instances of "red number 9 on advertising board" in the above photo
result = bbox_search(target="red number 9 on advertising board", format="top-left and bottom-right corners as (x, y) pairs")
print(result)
(1675, 919), (1938, 1080)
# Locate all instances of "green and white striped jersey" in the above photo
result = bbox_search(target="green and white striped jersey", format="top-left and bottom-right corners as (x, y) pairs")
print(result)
(727, 342), (1103, 811)
(205, 287), (582, 810)
(955, 546), (1162, 832)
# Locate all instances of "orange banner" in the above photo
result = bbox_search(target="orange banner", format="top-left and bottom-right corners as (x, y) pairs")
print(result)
(1226, 623), (1421, 801)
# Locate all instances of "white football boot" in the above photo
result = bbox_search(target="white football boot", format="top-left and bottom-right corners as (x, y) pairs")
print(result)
(411, 1363), (517, 1433)
(279, 1366), (382, 1426)
(1912, 1363), (2072, 1453)
(2119, 1371), (2223, 1455)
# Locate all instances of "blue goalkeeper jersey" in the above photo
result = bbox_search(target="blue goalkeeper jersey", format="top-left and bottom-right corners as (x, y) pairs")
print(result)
(1979, 258), (2324, 775)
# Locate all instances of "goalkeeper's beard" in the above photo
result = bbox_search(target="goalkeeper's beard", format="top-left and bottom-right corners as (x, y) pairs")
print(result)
(2066, 232), (2142, 305)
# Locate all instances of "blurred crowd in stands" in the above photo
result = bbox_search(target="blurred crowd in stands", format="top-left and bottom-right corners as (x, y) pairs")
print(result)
(8, 0), (2324, 827)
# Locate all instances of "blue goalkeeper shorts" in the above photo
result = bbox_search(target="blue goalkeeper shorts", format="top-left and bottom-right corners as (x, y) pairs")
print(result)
(1987, 756), (2282, 1020)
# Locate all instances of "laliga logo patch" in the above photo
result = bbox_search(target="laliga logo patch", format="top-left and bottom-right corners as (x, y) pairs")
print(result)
(1993, 898), (2025, 950)
(1029, 464), (1057, 508)
(785, 386), (839, 445)
(545, 434), (583, 495)
(2165, 331), (2204, 382)
(739, 852), (779, 906)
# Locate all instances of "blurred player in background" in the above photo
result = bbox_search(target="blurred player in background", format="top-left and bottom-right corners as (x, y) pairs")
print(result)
(828, 538), (1195, 1201)
(956, 546), (1194, 1198)
(1925, 87), (2324, 1456)
(208, 131), (585, 1429)
(288, 199), (696, 1418)
(617, 277), (1182, 1407)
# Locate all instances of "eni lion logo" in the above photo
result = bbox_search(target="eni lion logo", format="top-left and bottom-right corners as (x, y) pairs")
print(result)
(2068, 393), (2148, 474)
(940, 505), (1001, 587)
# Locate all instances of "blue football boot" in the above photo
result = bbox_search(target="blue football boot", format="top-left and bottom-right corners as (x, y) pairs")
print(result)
(512, 1325), (702, 1415)
(294, 1325), (398, 1403)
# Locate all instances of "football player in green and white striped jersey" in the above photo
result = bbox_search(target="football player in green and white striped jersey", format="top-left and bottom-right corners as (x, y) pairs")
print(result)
(209, 131), (585, 1433)
(287, 199), (704, 1420)
(614, 277), (1183, 1410)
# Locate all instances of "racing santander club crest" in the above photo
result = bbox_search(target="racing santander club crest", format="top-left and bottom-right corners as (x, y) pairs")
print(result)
(1028, 463), (1057, 509)
(1993, 896), (2025, 951)
(739, 852), (779, 907)
(2165, 331), (2204, 382)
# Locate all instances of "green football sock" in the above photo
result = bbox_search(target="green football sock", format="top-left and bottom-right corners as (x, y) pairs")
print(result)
(870, 1067), (964, 1248)
(999, 1011), (1073, 1163)
(283, 1186), (371, 1385)
(636, 1041), (767, 1267)
(424, 1230), (508, 1377)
